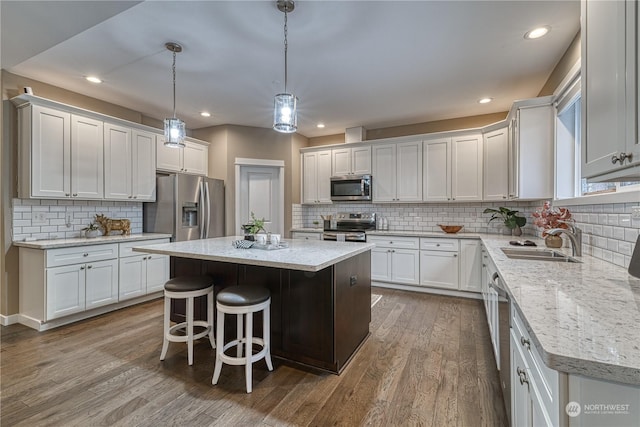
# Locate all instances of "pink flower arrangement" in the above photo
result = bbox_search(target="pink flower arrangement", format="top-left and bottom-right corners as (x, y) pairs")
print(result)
(532, 201), (573, 237)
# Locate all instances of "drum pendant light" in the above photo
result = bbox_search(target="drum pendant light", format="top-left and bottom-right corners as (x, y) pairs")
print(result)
(164, 42), (186, 148)
(273, 0), (298, 133)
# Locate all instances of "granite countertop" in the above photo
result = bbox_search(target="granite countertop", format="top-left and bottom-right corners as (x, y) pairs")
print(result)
(481, 235), (640, 386)
(13, 233), (172, 249)
(368, 230), (483, 239)
(133, 236), (375, 272)
(290, 228), (324, 233)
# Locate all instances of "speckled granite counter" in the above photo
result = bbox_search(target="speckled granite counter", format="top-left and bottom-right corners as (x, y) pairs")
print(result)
(368, 230), (483, 239)
(13, 233), (172, 249)
(481, 235), (640, 386)
(290, 228), (323, 233)
(133, 236), (375, 272)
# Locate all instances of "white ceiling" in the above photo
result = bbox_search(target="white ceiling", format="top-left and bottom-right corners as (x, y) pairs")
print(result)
(1, 0), (580, 138)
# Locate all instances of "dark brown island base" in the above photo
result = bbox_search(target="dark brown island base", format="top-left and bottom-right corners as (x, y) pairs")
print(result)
(133, 237), (374, 374)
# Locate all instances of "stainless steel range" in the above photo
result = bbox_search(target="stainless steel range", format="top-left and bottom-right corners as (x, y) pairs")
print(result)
(322, 212), (376, 242)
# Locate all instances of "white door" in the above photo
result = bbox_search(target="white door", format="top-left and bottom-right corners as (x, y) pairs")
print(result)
(332, 148), (351, 176)
(302, 152), (318, 204)
(46, 264), (85, 320)
(459, 240), (482, 292)
(316, 150), (332, 203)
(391, 249), (420, 285)
(104, 123), (132, 200)
(118, 256), (146, 301)
(371, 248), (392, 282)
(71, 115), (104, 199)
(419, 250), (459, 290)
(351, 146), (372, 175)
(183, 141), (208, 175)
(85, 259), (118, 309)
(31, 105), (71, 198)
(483, 128), (509, 201)
(372, 144), (396, 202)
(423, 138), (451, 201)
(156, 136), (183, 172)
(396, 141), (423, 201)
(452, 134), (483, 201)
(238, 164), (283, 235)
(145, 254), (170, 293)
(131, 130), (157, 201)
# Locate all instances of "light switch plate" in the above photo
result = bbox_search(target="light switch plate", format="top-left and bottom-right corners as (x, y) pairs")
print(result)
(632, 206), (640, 219)
(32, 212), (47, 225)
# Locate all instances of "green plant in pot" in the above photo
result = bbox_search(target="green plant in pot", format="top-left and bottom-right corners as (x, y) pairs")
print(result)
(483, 207), (527, 236)
(82, 222), (101, 238)
(241, 212), (266, 240)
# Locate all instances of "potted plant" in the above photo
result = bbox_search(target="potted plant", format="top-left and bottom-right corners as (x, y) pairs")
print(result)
(82, 222), (102, 238)
(532, 201), (573, 247)
(483, 207), (527, 236)
(241, 212), (266, 240)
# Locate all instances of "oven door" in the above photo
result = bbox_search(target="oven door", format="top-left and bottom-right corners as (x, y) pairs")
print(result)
(322, 231), (366, 242)
(330, 175), (371, 201)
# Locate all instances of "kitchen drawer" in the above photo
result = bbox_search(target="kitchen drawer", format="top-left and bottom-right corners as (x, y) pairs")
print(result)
(291, 232), (322, 240)
(512, 306), (559, 416)
(367, 235), (419, 250)
(46, 244), (118, 268)
(119, 238), (170, 258)
(419, 238), (459, 252)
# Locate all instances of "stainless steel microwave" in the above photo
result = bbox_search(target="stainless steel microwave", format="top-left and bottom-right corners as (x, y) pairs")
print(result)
(330, 175), (372, 201)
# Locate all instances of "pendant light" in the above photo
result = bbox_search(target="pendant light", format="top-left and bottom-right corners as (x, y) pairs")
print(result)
(273, 0), (298, 133)
(164, 42), (186, 148)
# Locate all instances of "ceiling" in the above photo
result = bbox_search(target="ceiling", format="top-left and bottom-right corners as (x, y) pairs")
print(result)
(1, 0), (580, 138)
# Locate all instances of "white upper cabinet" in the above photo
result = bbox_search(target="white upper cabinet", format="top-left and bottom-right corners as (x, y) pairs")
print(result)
(332, 146), (371, 176)
(423, 133), (482, 202)
(581, 0), (639, 180)
(483, 127), (509, 201)
(131, 130), (157, 201)
(19, 105), (105, 200)
(372, 141), (422, 202)
(509, 105), (554, 200)
(156, 137), (209, 176)
(302, 150), (332, 204)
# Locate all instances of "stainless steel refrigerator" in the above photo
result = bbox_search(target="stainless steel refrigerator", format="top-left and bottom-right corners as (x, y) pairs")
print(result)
(143, 174), (224, 241)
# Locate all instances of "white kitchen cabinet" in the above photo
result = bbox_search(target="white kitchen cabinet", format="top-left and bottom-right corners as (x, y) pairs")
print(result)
(459, 240), (482, 292)
(291, 231), (322, 240)
(302, 150), (332, 204)
(332, 145), (371, 176)
(372, 141), (422, 202)
(509, 105), (554, 200)
(423, 134), (483, 202)
(119, 239), (169, 299)
(105, 126), (157, 201)
(483, 127), (509, 201)
(84, 259), (119, 309)
(46, 264), (86, 320)
(581, 0), (639, 180)
(17, 104), (104, 200)
(368, 236), (420, 285)
(157, 137), (209, 176)
(419, 250), (459, 290)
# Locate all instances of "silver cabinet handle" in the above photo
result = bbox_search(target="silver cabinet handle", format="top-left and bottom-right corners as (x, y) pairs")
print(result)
(520, 336), (530, 350)
(80, 266), (85, 270)
(65, 193), (70, 197)
(72, 193), (78, 197)
(147, 255), (151, 259)
(453, 254), (457, 257)
(517, 367), (525, 376)
(83, 253), (88, 257)
(436, 243), (440, 247)
(87, 265), (92, 269)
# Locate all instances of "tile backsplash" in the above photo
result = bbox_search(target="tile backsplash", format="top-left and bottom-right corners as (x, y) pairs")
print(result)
(12, 198), (143, 241)
(294, 200), (639, 268)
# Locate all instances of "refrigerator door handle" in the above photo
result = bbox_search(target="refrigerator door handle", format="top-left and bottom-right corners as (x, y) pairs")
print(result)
(199, 181), (206, 239)
(204, 181), (211, 239)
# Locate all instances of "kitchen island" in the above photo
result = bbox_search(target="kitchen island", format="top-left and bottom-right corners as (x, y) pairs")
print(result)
(134, 236), (375, 374)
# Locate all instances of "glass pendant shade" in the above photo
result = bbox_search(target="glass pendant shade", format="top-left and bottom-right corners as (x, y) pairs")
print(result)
(164, 117), (186, 148)
(273, 93), (297, 133)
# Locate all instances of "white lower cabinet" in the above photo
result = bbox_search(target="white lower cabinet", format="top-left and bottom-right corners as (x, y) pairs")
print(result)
(291, 231), (322, 240)
(118, 239), (169, 300)
(419, 249), (459, 289)
(84, 259), (119, 310)
(369, 236), (420, 285)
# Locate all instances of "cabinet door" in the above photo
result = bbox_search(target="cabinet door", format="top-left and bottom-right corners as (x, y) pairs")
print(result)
(118, 256), (146, 300)
(316, 150), (332, 203)
(396, 141), (423, 201)
(581, 0), (629, 178)
(459, 240), (482, 292)
(85, 259), (118, 309)
(183, 141), (208, 176)
(332, 148), (351, 176)
(452, 134), (483, 201)
(371, 248), (392, 282)
(156, 136), (183, 172)
(372, 144), (396, 202)
(302, 152), (319, 204)
(291, 232), (322, 240)
(423, 138), (451, 201)
(145, 254), (169, 293)
(511, 332), (532, 427)
(71, 115), (104, 199)
(30, 105), (71, 198)
(518, 106), (554, 199)
(132, 130), (157, 201)
(104, 123), (132, 200)
(351, 146), (372, 175)
(46, 264), (85, 320)
(391, 249), (420, 285)
(419, 250), (459, 289)
(483, 128), (509, 201)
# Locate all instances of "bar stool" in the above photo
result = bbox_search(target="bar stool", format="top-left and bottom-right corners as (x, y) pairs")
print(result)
(212, 285), (273, 393)
(160, 276), (215, 366)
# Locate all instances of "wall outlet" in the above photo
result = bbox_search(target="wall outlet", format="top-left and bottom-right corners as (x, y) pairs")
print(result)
(32, 212), (47, 225)
(632, 206), (640, 219)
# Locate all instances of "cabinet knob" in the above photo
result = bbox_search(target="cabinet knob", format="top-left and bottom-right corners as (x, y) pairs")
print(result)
(133, 196), (137, 199)
(436, 243), (440, 247)
(502, 196), (507, 199)
(87, 265), (92, 269)
(184, 169), (188, 172)
(611, 153), (631, 164)
(72, 193), (78, 197)
(83, 253), (88, 257)
(520, 336), (531, 350)
(453, 254), (457, 257)
(147, 255), (152, 259)
(80, 266), (85, 270)
(65, 193), (70, 197)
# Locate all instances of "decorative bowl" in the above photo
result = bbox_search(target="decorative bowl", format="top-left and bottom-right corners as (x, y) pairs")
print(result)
(438, 224), (464, 234)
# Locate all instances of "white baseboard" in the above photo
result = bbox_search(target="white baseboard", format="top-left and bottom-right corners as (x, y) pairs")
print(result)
(372, 282), (482, 300)
(0, 313), (20, 326)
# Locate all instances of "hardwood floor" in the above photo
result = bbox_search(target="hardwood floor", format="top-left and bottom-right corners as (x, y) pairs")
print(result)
(1, 287), (508, 426)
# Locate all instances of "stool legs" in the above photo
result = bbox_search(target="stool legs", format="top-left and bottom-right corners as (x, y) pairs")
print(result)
(245, 312), (253, 393)
(264, 305), (273, 371)
(207, 291), (215, 349)
(187, 296), (194, 366)
(236, 314), (243, 358)
(160, 295), (171, 361)
(212, 309), (225, 386)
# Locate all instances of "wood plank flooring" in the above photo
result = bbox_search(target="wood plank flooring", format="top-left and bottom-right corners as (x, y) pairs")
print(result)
(1, 288), (508, 426)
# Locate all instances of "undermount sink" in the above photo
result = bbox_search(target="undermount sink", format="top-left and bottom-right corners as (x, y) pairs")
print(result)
(501, 247), (581, 263)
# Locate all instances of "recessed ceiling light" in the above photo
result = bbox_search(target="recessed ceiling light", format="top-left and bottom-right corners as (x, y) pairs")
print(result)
(200, 112), (211, 117)
(524, 26), (551, 40)
(317, 123), (325, 128)
(478, 98), (493, 104)
(85, 76), (102, 84)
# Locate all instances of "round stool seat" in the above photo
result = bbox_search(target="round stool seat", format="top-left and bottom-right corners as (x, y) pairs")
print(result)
(217, 285), (270, 306)
(164, 276), (214, 292)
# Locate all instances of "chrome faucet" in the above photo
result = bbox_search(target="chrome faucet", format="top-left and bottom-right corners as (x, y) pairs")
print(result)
(547, 226), (582, 257)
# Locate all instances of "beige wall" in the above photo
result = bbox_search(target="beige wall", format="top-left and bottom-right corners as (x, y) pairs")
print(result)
(538, 30), (581, 97)
(308, 133), (346, 147)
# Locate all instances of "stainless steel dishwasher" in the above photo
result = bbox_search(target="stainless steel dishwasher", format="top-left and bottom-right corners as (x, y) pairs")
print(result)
(489, 270), (511, 424)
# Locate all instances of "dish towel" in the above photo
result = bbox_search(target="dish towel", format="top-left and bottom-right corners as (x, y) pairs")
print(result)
(232, 240), (254, 249)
